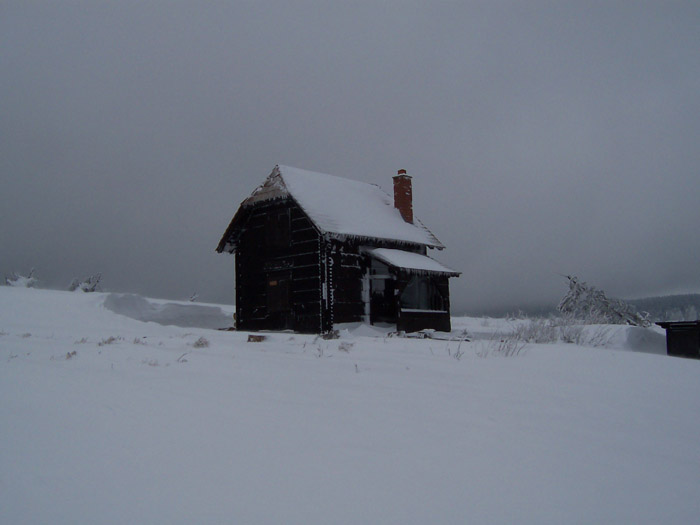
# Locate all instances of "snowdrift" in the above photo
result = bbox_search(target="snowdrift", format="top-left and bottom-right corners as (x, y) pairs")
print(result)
(1, 286), (698, 524)
(103, 293), (234, 330)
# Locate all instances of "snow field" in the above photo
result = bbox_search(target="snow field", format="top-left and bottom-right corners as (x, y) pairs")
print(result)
(1, 287), (699, 524)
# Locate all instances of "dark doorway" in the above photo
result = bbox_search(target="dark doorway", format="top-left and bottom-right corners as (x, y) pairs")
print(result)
(369, 259), (397, 324)
(266, 271), (292, 330)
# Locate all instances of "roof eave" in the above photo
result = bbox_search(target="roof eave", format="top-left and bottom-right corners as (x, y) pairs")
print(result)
(215, 203), (253, 254)
(401, 268), (461, 278)
(325, 231), (441, 250)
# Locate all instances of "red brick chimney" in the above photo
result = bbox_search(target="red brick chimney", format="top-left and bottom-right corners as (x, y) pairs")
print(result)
(393, 169), (413, 223)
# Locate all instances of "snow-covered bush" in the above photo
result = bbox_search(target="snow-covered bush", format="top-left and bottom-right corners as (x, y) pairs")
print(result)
(557, 275), (651, 327)
(5, 269), (38, 288)
(69, 273), (102, 292)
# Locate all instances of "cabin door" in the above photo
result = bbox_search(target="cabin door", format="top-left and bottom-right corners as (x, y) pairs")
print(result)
(368, 258), (397, 324)
(370, 276), (397, 324)
(266, 270), (292, 330)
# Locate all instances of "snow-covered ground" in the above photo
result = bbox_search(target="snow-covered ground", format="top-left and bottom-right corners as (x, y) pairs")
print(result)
(1, 286), (699, 524)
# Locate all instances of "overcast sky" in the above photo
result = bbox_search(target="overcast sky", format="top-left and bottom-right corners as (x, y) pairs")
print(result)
(2, 2), (698, 314)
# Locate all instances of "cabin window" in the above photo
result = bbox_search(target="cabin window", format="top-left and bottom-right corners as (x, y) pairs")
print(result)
(265, 209), (291, 250)
(370, 259), (390, 277)
(400, 276), (446, 312)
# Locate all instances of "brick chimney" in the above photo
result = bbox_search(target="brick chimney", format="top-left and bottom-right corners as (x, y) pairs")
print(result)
(393, 169), (413, 223)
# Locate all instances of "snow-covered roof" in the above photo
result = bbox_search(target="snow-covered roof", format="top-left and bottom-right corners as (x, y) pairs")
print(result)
(242, 165), (444, 248)
(365, 248), (461, 277)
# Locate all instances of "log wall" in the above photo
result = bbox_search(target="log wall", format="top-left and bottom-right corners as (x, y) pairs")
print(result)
(235, 198), (324, 333)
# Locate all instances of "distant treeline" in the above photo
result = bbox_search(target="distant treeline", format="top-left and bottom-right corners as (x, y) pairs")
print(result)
(462, 294), (700, 321)
(627, 294), (700, 322)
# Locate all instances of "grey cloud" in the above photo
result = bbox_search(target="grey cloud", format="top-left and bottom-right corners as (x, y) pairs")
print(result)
(2, 2), (698, 314)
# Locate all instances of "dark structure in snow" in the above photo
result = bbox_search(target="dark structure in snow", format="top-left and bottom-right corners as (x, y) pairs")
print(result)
(656, 321), (700, 359)
(216, 165), (460, 333)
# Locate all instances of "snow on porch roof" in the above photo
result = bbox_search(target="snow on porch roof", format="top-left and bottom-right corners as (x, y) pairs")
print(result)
(365, 248), (461, 277)
(244, 165), (444, 249)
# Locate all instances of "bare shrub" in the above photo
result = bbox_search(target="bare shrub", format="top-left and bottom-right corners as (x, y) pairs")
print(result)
(511, 319), (557, 343)
(546, 315), (613, 347)
(193, 336), (209, 348)
(98, 336), (123, 346)
(547, 315), (586, 344)
(478, 333), (527, 358)
(583, 326), (612, 347)
(5, 269), (37, 288)
(495, 334), (527, 357)
(558, 323), (585, 344)
(446, 332), (469, 360)
(505, 309), (527, 321)
(506, 315), (611, 347)
(69, 273), (102, 292)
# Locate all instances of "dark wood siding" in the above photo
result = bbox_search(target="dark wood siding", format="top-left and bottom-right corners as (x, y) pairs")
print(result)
(329, 242), (365, 324)
(369, 259), (397, 324)
(235, 198), (323, 333)
(657, 321), (700, 359)
(231, 200), (453, 334)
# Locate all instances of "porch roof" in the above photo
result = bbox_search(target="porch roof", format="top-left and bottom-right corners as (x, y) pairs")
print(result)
(365, 248), (461, 277)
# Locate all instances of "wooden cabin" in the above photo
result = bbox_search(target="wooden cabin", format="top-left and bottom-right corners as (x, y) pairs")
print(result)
(656, 321), (700, 359)
(216, 165), (460, 334)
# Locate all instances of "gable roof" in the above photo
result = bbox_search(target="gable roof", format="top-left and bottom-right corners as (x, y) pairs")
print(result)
(217, 164), (444, 252)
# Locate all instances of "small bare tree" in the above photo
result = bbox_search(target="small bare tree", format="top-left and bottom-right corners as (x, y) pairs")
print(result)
(5, 268), (38, 288)
(69, 273), (102, 292)
(557, 275), (650, 327)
